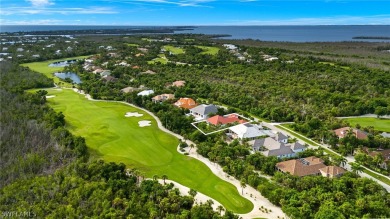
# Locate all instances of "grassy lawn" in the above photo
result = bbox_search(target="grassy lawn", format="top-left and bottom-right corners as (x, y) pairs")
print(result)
(342, 117), (390, 132)
(148, 54), (169, 64)
(277, 124), (320, 146)
(43, 88), (253, 213)
(21, 56), (89, 87)
(362, 169), (390, 185)
(163, 45), (185, 55)
(126, 43), (139, 47)
(196, 46), (220, 55)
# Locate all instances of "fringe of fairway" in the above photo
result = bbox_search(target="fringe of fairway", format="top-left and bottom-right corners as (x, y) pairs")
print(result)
(68, 88), (286, 219)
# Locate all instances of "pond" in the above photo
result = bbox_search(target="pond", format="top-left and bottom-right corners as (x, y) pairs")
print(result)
(54, 72), (82, 84)
(49, 60), (76, 67)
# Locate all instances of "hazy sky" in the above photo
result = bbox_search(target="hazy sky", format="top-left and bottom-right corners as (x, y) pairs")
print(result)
(1, 0), (389, 25)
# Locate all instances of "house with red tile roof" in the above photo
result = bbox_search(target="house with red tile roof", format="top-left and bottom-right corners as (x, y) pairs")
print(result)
(207, 114), (246, 126)
(174, 98), (197, 109)
(333, 127), (368, 140)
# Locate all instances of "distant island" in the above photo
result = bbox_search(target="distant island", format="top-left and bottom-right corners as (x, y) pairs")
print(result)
(353, 36), (390, 40)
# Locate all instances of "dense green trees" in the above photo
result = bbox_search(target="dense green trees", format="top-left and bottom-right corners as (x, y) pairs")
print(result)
(0, 62), (88, 188)
(0, 161), (238, 219)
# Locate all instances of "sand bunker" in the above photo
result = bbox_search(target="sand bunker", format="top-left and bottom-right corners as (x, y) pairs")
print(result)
(138, 120), (151, 127)
(46, 95), (55, 98)
(125, 112), (143, 117)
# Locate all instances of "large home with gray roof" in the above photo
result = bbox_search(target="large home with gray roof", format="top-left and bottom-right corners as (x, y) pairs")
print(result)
(189, 104), (218, 120)
(248, 135), (305, 158)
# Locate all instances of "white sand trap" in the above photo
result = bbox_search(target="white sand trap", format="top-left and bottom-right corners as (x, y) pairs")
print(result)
(138, 120), (151, 127)
(46, 95), (55, 98)
(125, 112), (143, 117)
(53, 89), (62, 91)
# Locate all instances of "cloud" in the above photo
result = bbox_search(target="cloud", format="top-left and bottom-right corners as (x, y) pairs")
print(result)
(26, 0), (54, 7)
(1, 19), (63, 25)
(1, 6), (118, 15)
(106, 0), (214, 7)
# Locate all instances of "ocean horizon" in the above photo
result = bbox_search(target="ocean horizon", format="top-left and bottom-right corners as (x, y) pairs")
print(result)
(1, 25), (389, 42)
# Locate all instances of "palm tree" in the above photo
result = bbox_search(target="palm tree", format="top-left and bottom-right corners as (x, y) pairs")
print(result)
(188, 144), (195, 153)
(153, 175), (158, 181)
(162, 174), (168, 184)
(217, 205), (225, 215)
(350, 162), (363, 175)
(240, 179), (247, 195)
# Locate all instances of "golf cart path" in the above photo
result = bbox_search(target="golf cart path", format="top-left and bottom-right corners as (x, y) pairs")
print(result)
(74, 89), (286, 219)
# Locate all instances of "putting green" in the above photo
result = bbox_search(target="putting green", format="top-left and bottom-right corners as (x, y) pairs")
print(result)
(43, 88), (253, 213)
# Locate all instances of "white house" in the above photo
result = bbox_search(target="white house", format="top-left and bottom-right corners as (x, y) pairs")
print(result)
(137, 90), (154, 96)
(228, 123), (266, 140)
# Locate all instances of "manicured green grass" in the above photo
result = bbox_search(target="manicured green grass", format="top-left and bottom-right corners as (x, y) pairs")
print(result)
(196, 46), (220, 55)
(126, 43), (139, 47)
(163, 45), (185, 55)
(277, 125), (320, 146)
(362, 169), (390, 185)
(44, 88), (253, 213)
(342, 117), (390, 132)
(148, 54), (169, 64)
(21, 56), (89, 87)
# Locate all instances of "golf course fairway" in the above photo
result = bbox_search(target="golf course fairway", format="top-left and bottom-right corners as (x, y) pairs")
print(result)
(44, 88), (253, 213)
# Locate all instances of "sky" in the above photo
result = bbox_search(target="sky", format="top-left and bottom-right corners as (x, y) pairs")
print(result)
(0, 0), (389, 25)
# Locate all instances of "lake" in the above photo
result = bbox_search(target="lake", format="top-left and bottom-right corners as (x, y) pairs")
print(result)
(54, 72), (81, 84)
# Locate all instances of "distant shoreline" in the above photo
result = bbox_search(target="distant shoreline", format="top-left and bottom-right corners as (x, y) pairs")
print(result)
(353, 36), (390, 40)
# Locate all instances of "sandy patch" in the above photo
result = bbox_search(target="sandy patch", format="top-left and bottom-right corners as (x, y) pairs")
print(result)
(53, 89), (62, 91)
(125, 112), (143, 117)
(46, 95), (55, 99)
(157, 179), (222, 211)
(138, 120), (151, 127)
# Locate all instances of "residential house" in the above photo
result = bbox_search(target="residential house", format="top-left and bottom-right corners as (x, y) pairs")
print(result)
(93, 68), (104, 74)
(141, 70), (156, 75)
(101, 75), (117, 83)
(363, 148), (390, 169)
(174, 98), (197, 109)
(276, 157), (327, 177)
(333, 127), (368, 140)
(274, 132), (288, 143)
(380, 132), (390, 138)
(248, 137), (305, 158)
(137, 90), (154, 96)
(228, 123), (266, 140)
(121, 87), (139, 93)
(152, 94), (175, 103)
(172, 80), (186, 87)
(319, 166), (346, 178)
(207, 114), (246, 126)
(100, 70), (111, 77)
(189, 104), (218, 120)
(223, 44), (237, 50)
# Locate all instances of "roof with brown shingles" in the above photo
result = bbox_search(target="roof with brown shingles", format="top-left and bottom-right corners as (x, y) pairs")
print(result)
(276, 156), (326, 177)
